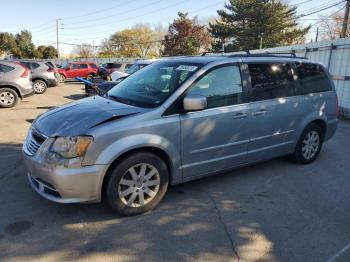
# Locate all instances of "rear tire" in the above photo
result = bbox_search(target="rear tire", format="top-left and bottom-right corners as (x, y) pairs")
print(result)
(86, 74), (94, 81)
(106, 152), (169, 216)
(0, 88), (18, 108)
(33, 80), (47, 94)
(58, 74), (66, 83)
(291, 123), (324, 164)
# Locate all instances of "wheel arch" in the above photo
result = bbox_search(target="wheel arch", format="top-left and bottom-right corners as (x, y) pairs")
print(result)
(101, 146), (174, 201)
(0, 85), (22, 99)
(32, 77), (48, 86)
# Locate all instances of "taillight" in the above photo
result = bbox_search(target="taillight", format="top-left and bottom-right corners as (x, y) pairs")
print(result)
(14, 62), (30, 78)
(336, 95), (339, 117)
(20, 68), (30, 78)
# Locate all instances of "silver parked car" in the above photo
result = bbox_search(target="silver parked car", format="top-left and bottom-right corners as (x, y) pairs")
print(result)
(15, 60), (58, 94)
(23, 55), (338, 216)
(0, 61), (34, 108)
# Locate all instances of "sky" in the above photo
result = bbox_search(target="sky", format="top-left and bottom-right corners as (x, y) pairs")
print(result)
(0, 0), (346, 55)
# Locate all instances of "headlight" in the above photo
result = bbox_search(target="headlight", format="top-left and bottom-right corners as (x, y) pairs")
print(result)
(50, 136), (93, 159)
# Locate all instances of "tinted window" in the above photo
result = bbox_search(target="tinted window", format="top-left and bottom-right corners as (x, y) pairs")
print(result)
(248, 63), (294, 101)
(111, 63), (122, 69)
(295, 63), (331, 94)
(188, 65), (243, 108)
(0, 64), (15, 73)
(71, 64), (79, 69)
(89, 63), (98, 69)
(30, 63), (40, 69)
(79, 64), (88, 69)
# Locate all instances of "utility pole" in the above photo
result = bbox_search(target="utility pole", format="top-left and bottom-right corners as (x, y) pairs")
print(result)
(56, 19), (61, 58)
(315, 27), (319, 42)
(341, 0), (350, 38)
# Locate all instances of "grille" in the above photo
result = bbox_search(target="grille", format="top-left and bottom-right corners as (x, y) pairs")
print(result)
(25, 128), (46, 156)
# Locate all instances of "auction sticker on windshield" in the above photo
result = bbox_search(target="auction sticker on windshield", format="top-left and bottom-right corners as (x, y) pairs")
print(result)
(176, 65), (198, 71)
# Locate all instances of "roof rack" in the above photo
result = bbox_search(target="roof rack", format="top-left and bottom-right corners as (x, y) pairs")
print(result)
(228, 52), (307, 59)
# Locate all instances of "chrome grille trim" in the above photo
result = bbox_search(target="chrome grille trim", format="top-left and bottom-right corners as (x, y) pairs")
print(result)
(24, 128), (46, 156)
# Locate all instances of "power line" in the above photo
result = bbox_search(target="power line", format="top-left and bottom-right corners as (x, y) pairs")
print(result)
(299, 0), (346, 17)
(66, 0), (165, 26)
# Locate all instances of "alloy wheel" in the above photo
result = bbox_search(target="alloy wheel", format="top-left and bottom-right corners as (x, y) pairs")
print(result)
(302, 130), (320, 160)
(33, 81), (46, 93)
(0, 91), (15, 106)
(118, 163), (160, 207)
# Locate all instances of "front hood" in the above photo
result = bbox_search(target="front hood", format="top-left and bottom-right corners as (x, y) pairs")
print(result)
(34, 96), (146, 137)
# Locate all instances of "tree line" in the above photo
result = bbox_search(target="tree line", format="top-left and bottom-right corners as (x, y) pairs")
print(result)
(1, 0), (346, 59)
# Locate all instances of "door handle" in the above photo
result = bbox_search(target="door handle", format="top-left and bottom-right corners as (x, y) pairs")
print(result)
(233, 112), (248, 119)
(252, 109), (267, 116)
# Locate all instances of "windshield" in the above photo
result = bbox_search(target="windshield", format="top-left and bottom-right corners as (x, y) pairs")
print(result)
(107, 61), (202, 108)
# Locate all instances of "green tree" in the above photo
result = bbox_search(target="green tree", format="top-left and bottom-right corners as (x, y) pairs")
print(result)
(163, 12), (211, 56)
(13, 30), (37, 58)
(37, 45), (58, 59)
(209, 0), (310, 52)
(0, 32), (16, 57)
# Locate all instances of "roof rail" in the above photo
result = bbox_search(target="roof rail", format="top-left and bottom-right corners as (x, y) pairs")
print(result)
(228, 52), (307, 59)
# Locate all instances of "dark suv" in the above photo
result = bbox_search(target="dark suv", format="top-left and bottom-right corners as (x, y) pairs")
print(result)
(98, 62), (132, 80)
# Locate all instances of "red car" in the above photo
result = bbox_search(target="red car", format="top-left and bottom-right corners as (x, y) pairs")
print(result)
(57, 62), (98, 82)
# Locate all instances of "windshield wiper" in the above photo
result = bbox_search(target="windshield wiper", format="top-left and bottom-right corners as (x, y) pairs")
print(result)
(107, 95), (137, 106)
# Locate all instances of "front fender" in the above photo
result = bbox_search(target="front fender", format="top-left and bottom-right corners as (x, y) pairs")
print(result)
(91, 134), (182, 184)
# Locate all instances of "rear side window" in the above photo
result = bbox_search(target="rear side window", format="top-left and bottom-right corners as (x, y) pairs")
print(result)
(79, 64), (88, 69)
(0, 64), (15, 73)
(30, 63), (40, 69)
(295, 63), (331, 94)
(248, 63), (294, 101)
(188, 65), (243, 108)
(89, 63), (98, 69)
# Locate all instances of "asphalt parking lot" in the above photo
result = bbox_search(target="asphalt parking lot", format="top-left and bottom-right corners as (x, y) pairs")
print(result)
(0, 82), (350, 262)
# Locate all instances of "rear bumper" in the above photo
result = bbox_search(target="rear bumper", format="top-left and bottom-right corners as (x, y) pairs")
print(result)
(47, 78), (58, 87)
(22, 89), (35, 98)
(22, 151), (108, 203)
(325, 118), (338, 141)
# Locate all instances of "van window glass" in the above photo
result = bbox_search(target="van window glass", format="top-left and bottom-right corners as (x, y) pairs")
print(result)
(295, 63), (331, 94)
(188, 65), (243, 108)
(248, 63), (294, 101)
(0, 64), (15, 73)
(108, 61), (202, 108)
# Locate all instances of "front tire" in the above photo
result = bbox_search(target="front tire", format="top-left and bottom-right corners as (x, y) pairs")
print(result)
(0, 88), (18, 108)
(106, 152), (169, 216)
(291, 123), (324, 164)
(33, 80), (47, 94)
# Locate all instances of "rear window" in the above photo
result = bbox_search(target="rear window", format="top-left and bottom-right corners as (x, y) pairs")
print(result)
(248, 63), (294, 101)
(295, 63), (332, 94)
(0, 63), (15, 73)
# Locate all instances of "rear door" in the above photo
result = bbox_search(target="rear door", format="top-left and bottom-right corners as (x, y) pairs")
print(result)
(79, 63), (89, 77)
(180, 63), (250, 179)
(246, 62), (297, 163)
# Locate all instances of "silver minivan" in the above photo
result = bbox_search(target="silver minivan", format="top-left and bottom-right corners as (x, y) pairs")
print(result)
(22, 55), (338, 216)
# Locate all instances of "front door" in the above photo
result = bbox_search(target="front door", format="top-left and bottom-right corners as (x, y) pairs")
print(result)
(180, 64), (250, 179)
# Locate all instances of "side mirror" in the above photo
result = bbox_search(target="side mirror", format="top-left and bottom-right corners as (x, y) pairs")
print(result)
(183, 94), (207, 112)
